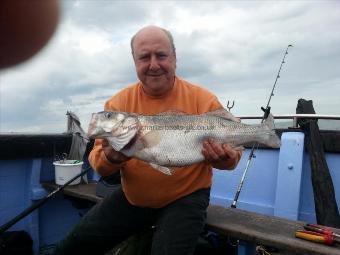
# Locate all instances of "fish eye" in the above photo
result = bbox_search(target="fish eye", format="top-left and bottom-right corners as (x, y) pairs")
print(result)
(105, 112), (112, 119)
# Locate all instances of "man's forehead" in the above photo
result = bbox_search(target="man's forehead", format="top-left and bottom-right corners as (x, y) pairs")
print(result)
(135, 27), (167, 40)
(134, 42), (172, 56)
(133, 29), (171, 51)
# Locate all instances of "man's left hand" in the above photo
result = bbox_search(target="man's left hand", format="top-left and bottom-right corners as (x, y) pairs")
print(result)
(202, 138), (241, 170)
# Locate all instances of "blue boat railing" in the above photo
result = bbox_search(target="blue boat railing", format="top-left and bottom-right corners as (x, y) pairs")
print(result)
(238, 114), (340, 129)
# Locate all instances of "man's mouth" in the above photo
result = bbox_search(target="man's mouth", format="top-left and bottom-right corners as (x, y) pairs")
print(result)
(147, 72), (165, 77)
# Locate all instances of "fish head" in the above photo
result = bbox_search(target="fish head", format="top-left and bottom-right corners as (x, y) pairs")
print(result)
(87, 111), (134, 139)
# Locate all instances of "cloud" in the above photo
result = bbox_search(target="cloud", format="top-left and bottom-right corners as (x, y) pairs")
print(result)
(1, 1), (340, 132)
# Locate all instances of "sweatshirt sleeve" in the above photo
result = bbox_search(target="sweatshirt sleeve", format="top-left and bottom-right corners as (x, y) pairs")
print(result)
(88, 139), (124, 176)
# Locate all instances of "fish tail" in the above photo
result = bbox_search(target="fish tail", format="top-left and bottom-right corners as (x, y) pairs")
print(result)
(259, 114), (281, 148)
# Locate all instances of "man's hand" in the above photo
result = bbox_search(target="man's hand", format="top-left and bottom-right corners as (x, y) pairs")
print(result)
(202, 138), (241, 170)
(102, 139), (130, 164)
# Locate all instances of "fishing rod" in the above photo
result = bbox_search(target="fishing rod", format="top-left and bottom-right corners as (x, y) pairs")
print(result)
(231, 44), (293, 208)
(0, 166), (91, 235)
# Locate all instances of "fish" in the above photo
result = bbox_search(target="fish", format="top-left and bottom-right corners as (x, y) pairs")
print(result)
(87, 109), (281, 175)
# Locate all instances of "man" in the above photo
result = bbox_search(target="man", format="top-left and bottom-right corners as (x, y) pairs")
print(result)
(54, 25), (241, 255)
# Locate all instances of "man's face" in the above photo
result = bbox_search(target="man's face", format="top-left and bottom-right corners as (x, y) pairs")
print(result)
(132, 28), (176, 97)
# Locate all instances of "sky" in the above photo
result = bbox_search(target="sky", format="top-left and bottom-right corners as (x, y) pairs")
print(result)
(0, 0), (339, 133)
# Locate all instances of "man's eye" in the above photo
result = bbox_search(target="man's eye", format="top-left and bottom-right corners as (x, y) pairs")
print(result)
(139, 55), (149, 60)
(157, 54), (167, 59)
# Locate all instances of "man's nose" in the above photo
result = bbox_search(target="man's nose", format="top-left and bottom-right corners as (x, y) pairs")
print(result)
(149, 56), (160, 70)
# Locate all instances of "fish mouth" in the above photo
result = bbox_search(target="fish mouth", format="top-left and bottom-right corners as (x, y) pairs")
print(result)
(87, 112), (121, 139)
(88, 121), (135, 140)
(87, 123), (97, 139)
(88, 134), (96, 139)
(87, 122), (117, 139)
(87, 124), (119, 139)
(87, 128), (103, 139)
(87, 129), (113, 139)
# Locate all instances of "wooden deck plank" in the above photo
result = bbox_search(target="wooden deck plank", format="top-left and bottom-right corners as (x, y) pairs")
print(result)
(42, 182), (102, 203)
(41, 182), (340, 255)
(207, 205), (340, 255)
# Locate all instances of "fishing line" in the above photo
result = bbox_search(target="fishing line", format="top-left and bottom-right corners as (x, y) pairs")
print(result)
(231, 44), (293, 209)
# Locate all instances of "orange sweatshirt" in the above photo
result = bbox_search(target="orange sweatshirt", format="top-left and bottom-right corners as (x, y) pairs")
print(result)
(89, 77), (241, 208)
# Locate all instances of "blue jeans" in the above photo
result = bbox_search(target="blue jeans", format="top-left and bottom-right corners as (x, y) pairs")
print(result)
(53, 186), (210, 255)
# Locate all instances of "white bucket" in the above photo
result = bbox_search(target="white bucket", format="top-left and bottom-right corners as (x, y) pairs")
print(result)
(53, 160), (83, 185)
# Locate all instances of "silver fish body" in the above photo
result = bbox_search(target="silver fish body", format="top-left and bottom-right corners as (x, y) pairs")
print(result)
(88, 110), (281, 173)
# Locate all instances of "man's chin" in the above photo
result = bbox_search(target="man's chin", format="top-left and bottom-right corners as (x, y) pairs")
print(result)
(145, 82), (164, 91)
(146, 76), (165, 85)
(144, 80), (172, 94)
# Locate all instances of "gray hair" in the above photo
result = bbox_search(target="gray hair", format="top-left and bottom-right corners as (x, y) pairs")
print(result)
(130, 27), (176, 57)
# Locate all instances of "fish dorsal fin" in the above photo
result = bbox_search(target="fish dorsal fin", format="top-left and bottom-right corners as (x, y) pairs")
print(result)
(155, 110), (188, 116)
(205, 108), (239, 122)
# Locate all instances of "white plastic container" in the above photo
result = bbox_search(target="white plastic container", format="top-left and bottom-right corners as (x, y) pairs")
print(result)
(53, 160), (83, 185)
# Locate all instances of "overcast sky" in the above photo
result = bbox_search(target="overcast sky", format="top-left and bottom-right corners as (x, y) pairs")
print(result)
(1, 1), (339, 133)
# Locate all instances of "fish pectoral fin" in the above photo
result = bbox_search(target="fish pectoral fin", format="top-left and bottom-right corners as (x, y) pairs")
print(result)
(149, 163), (174, 175)
(205, 109), (240, 122)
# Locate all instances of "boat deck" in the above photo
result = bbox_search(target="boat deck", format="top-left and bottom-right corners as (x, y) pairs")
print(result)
(42, 182), (340, 255)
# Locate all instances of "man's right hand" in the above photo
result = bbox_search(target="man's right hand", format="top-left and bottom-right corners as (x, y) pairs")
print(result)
(102, 139), (130, 164)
